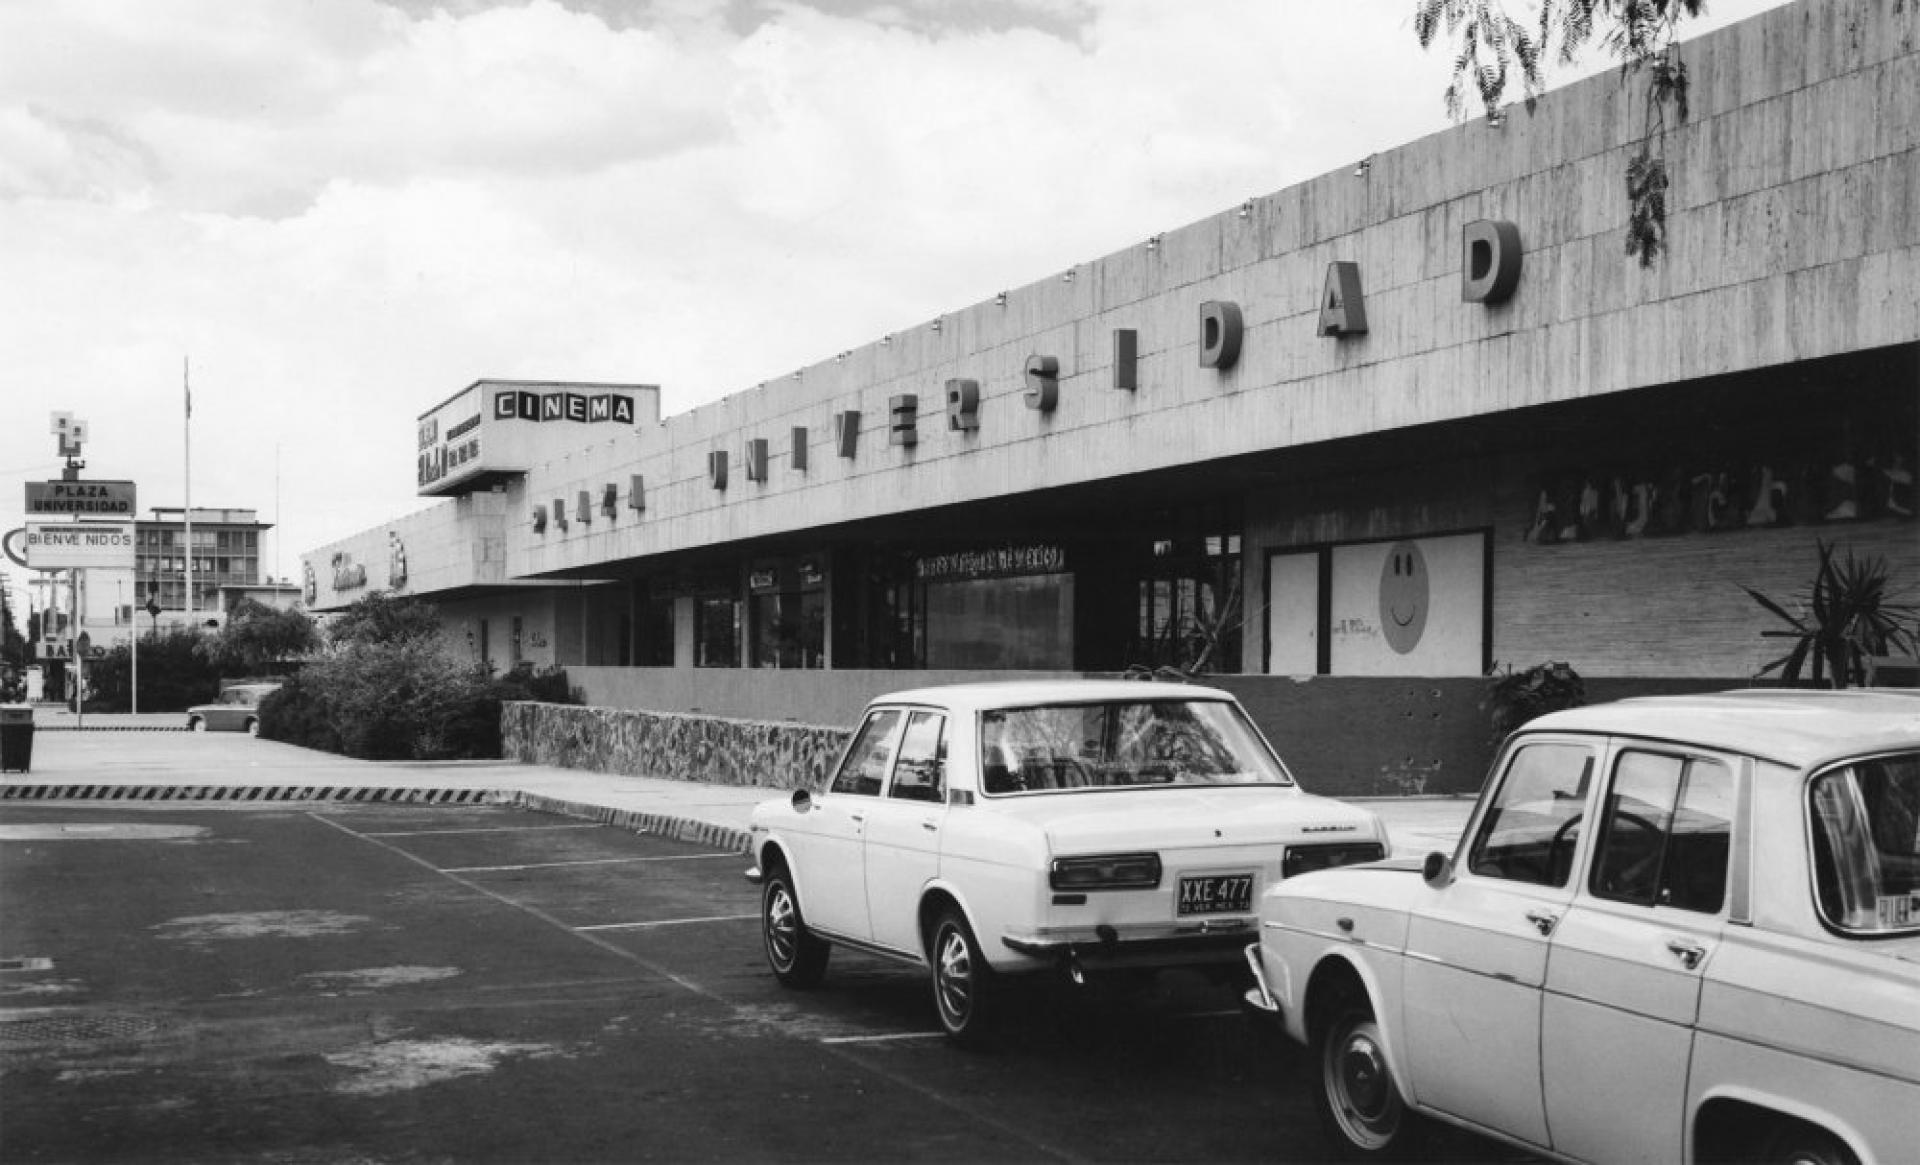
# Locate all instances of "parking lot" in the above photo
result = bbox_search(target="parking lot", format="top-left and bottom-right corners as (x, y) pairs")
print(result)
(2, 799), (1510, 1164)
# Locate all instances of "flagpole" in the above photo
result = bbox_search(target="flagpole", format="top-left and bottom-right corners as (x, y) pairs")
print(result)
(184, 357), (193, 627)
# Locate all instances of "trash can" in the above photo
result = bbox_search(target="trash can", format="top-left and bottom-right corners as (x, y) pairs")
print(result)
(0, 705), (33, 774)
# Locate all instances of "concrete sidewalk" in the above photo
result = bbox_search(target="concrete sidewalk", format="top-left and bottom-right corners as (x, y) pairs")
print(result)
(1, 719), (1474, 857)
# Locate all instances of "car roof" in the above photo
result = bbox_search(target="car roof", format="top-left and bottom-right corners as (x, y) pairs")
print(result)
(1523, 689), (1920, 769)
(868, 678), (1235, 714)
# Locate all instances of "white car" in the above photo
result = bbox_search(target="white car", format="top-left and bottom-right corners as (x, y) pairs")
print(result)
(745, 679), (1387, 1044)
(1245, 689), (1920, 1164)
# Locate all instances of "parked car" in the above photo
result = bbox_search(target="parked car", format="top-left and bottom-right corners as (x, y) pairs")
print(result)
(1245, 689), (1920, 1164)
(185, 683), (282, 735)
(745, 679), (1387, 1044)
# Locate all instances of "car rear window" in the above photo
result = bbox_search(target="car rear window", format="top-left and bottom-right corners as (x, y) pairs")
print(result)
(1808, 751), (1920, 935)
(978, 699), (1292, 794)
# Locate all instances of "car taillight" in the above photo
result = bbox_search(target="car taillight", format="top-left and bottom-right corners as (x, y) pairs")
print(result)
(1050, 852), (1163, 891)
(1282, 842), (1385, 879)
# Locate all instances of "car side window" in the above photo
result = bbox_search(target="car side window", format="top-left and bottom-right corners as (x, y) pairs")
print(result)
(1466, 743), (1594, 887)
(830, 709), (904, 797)
(1591, 751), (1732, 912)
(888, 712), (946, 804)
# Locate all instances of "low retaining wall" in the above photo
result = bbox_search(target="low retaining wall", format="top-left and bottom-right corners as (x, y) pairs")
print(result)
(502, 701), (848, 791)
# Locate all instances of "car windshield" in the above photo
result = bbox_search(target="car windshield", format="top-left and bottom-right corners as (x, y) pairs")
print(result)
(978, 698), (1292, 794)
(1808, 751), (1920, 936)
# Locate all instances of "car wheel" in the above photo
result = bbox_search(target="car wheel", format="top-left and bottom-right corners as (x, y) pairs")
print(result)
(760, 867), (828, 987)
(1764, 1126), (1858, 1165)
(189, 718), (206, 732)
(1312, 999), (1424, 1160)
(929, 907), (996, 1047)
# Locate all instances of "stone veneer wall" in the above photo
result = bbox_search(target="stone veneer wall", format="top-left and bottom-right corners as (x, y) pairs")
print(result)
(502, 701), (849, 791)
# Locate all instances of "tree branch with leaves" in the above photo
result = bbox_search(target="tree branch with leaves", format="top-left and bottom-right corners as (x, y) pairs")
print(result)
(1415, 0), (1702, 265)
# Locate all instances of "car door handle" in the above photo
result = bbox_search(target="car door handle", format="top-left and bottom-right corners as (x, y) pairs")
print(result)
(1524, 909), (1559, 936)
(1666, 939), (1706, 970)
(921, 821), (938, 832)
(849, 813), (865, 824)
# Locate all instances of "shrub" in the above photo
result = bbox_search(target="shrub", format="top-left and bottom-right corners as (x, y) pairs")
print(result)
(1484, 660), (1586, 743)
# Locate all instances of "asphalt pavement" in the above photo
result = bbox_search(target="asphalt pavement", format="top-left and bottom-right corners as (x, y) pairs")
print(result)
(6, 707), (1475, 858)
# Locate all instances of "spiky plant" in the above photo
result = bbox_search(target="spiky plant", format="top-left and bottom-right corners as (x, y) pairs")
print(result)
(1742, 541), (1920, 688)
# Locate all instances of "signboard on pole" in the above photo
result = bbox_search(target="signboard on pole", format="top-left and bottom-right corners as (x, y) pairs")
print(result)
(25, 522), (136, 570)
(24, 479), (137, 516)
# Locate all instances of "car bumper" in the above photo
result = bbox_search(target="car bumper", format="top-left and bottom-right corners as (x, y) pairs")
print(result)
(1241, 941), (1281, 1016)
(1001, 918), (1256, 970)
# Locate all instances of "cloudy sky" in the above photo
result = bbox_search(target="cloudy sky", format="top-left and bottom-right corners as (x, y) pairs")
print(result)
(1, 0), (1790, 599)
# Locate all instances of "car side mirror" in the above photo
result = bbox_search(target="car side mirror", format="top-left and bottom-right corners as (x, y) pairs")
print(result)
(1422, 851), (1453, 888)
(790, 788), (813, 813)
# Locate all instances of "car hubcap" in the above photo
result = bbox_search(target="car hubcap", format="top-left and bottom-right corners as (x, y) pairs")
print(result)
(1327, 1020), (1399, 1148)
(935, 927), (972, 1025)
(765, 884), (797, 970)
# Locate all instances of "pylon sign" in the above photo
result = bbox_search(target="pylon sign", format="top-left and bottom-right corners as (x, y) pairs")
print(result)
(25, 479), (137, 516)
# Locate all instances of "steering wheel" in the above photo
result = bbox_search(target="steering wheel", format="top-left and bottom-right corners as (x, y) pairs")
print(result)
(1595, 809), (1663, 897)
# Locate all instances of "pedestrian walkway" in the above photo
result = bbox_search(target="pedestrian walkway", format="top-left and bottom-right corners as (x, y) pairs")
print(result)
(0, 721), (1475, 857)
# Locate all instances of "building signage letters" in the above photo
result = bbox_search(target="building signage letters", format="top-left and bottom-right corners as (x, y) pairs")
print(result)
(889, 395), (919, 447)
(916, 543), (1066, 582)
(25, 479), (137, 516)
(492, 390), (636, 425)
(946, 379), (980, 432)
(1319, 262), (1368, 336)
(24, 521), (135, 570)
(1023, 355), (1060, 412)
(1462, 220), (1522, 304)
(1198, 301), (1242, 369)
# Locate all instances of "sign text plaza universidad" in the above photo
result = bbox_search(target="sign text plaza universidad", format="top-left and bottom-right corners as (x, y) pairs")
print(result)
(24, 479), (137, 516)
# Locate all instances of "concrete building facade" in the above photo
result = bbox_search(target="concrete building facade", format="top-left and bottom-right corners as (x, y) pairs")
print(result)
(306, 0), (1919, 794)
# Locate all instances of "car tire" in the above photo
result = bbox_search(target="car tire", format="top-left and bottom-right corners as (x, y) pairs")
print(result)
(929, 906), (996, 1048)
(189, 718), (206, 732)
(760, 867), (828, 988)
(1763, 1126), (1858, 1165)
(1311, 998), (1425, 1160)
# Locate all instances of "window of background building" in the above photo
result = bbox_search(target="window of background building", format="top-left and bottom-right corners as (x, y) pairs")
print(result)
(634, 583), (675, 666)
(693, 570), (742, 668)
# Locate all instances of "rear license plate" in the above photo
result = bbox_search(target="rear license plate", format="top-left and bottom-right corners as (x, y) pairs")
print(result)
(1178, 873), (1254, 916)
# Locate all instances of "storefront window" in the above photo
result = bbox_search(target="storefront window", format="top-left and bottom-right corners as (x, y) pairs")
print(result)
(695, 595), (741, 667)
(926, 573), (1074, 668)
(749, 556), (826, 669)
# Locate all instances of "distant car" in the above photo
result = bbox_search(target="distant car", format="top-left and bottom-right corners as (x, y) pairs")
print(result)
(185, 683), (281, 735)
(745, 679), (1387, 1044)
(1245, 690), (1920, 1164)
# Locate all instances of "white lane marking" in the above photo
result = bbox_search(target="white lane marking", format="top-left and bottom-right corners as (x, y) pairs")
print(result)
(818, 1031), (946, 1045)
(360, 824), (605, 838)
(574, 913), (757, 932)
(443, 853), (737, 873)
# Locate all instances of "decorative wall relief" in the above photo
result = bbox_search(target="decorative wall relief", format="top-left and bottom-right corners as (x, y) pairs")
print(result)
(1462, 220), (1523, 304)
(890, 394), (919, 447)
(1023, 355), (1060, 412)
(1113, 329), (1138, 390)
(946, 378), (980, 432)
(1318, 262), (1368, 337)
(1199, 301), (1243, 369)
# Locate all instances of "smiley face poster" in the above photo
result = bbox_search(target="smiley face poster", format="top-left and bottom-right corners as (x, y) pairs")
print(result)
(1328, 532), (1486, 676)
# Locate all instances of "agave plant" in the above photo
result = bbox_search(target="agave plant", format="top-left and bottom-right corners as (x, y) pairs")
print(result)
(1742, 541), (1920, 688)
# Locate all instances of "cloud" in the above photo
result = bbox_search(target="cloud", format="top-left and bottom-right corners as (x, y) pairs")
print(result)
(0, 0), (1794, 574)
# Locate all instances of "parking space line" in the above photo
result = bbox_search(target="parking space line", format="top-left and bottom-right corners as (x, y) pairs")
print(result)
(819, 1031), (946, 1045)
(443, 853), (737, 874)
(360, 824), (605, 838)
(574, 913), (757, 932)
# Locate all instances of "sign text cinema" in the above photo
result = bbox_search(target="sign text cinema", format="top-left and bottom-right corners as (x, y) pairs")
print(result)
(493, 391), (636, 425)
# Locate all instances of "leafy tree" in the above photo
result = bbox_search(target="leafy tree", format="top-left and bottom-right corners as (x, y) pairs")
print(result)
(84, 629), (223, 713)
(1415, 0), (1702, 265)
(1742, 541), (1920, 688)
(197, 598), (320, 677)
(325, 590), (443, 648)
